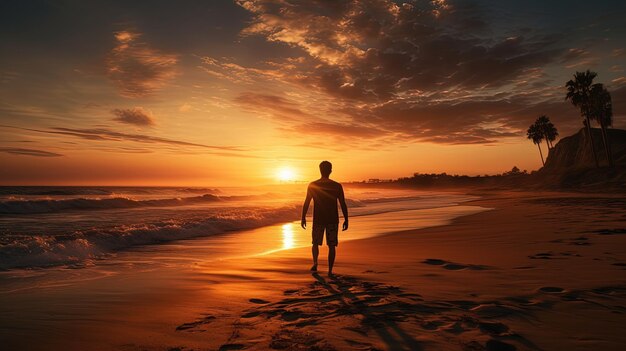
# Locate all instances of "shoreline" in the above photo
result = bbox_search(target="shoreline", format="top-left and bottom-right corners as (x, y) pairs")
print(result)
(0, 189), (480, 271)
(1, 190), (625, 350)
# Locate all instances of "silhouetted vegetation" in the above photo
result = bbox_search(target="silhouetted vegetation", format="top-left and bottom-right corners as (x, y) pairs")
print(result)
(536, 116), (559, 149)
(589, 83), (614, 167)
(565, 70), (599, 167)
(352, 166), (530, 189)
(353, 69), (623, 191)
(527, 121), (546, 165)
(527, 116), (558, 166)
(565, 70), (615, 168)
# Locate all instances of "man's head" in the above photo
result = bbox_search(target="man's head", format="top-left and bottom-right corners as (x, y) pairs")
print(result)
(319, 161), (332, 178)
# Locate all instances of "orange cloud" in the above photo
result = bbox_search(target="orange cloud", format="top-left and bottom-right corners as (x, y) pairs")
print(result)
(112, 107), (155, 126)
(2, 125), (250, 156)
(234, 92), (312, 121)
(106, 30), (178, 98)
(0, 147), (63, 157)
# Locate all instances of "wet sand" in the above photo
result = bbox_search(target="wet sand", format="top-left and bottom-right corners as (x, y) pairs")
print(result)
(1, 191), (625, 350)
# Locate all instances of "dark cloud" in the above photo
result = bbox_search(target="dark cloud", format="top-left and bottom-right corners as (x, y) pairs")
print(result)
(2, 125), (246, 154)
(234, 85), (587, 145)
(228, 0), (580, 145)
(237, 0), (562, 100)
(351, 98), (529, 144)
(106, 30), (178, 98)
(560, 48), (589, 63)
(612, 49), (625, 58)
(46, 127), (242, 151)
(0, 147), (63, 157)
(111, 107), (155, 126)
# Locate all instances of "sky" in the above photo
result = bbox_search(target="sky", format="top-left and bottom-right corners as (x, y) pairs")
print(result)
(1, 0), (625, 185)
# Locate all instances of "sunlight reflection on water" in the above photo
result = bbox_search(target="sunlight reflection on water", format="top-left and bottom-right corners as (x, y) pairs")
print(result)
(282, 223), (295, 250)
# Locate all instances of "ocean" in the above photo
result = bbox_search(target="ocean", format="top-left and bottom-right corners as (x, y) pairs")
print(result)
(0, 185), (479, 270)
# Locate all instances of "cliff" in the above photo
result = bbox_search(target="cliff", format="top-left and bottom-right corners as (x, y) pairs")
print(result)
(543, 128), (626, 170)
(537, 128), (626, 188)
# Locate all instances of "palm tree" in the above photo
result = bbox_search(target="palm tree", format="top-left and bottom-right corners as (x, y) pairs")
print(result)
(565, 70), (599, 168)
(535, 115), (559, 150)
(590, 83), (613, 167)
(545, 122), (558, 149)
(527, 123), (545, 166)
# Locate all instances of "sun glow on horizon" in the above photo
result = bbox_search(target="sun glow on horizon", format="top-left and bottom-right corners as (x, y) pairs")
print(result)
(3, 1), (625, 187)
(276, 167), (297, 182)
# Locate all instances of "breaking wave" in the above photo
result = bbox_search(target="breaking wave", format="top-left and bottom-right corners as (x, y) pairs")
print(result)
(0, 205), (298, 270)
(1, 194), (236, 214)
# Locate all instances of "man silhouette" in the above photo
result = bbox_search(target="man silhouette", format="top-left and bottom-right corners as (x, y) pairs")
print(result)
(301, 161), (349, 276)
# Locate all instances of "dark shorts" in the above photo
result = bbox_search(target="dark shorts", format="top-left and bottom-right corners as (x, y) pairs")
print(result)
(312, 222), (339, 246)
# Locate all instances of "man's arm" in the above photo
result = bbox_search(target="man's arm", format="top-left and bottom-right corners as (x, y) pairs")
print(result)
(301, 186), (312, 229)
(338, 185), (349, 231)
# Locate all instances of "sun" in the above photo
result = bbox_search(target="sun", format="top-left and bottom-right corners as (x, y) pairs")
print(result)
(276, 167), (296, 182)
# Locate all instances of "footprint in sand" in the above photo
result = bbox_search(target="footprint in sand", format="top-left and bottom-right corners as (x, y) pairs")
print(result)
(215, 274), (537, 351)
(569, 236), (591, 246)
(281, 310), (306, 322)
(423, 258), (446, 265)
(422, 258), (488, 271)
(560, 251), (582, 257)
(421, 320), (445, 330)
(443, 263), (467, 270)
(249, 298), (269, 304)
(470, 304), (525, 318)
(595, 228), (626, 235)
(486, 339), (517, 351)
(363, 269), (390, 274)
(529, 251), (581, 260)
(479, 321), (509, 335)
(528, 252), (554, 259)
(241, 311), (261, 318)
(538, 286), (565, 293)
(175, 315), (216, 331)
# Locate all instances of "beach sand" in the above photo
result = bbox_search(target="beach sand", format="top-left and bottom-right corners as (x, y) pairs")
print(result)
(2, 190), (625, 350)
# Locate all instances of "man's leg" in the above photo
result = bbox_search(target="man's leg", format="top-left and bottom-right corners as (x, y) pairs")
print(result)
(328, 246), (336, 275)
(311, 244), (319, 271)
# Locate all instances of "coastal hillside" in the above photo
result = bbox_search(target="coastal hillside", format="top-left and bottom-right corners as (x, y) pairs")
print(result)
(543, 128), (626, 170)
(538, 128), (626, 188)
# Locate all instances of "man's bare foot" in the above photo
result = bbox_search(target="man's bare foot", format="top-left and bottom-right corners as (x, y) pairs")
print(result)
(328, 271), (335, 278)
(310, 264), (318, 271)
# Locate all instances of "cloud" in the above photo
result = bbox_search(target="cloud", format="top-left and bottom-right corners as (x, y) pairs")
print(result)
(612, 77), (626, 87)
(1, 125), (249, 156)
(179, 103), (192, 112)
(106, 30), (178, 98)
(111, 107), (155, 126)
(276, 121), (392, 151)
(225, 0), (577, 145)
(0, 147), (63, 157)
(234, 92), (312, 121)
(612, 48), (626, 58)
(560, 48), (589, 63)
(46, 127), (242, 151)
(236, 0), (561, 99)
